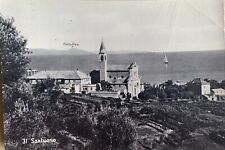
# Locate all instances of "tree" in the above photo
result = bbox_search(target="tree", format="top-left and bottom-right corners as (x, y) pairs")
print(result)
(3, 80), (32, 113)
(100, 81), (113, 91)
(158, 90), (167, 99)
(5, 110), (59, 150)
(64, 115), (95, 140)
(0, 15), (30, 86)
(165, 86), (179, 99)
(32, 78), (55, 96)
(205, 79), (219, 89)
(165, 80), (173, 86)
(94, 109), (137, 150)
(220, 80), (225, 89)
(184, 91), (194, 99)
(138, 91), (151, 101)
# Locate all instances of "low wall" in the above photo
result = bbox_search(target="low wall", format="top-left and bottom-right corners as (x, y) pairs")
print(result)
(90, 91), (120, 98)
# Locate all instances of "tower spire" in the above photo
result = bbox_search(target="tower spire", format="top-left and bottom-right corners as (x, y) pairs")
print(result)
(99, 38), (106, 54)
(99, 39), (107, 81)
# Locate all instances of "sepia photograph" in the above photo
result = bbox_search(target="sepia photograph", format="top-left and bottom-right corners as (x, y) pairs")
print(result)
(1, 0), (225, 149)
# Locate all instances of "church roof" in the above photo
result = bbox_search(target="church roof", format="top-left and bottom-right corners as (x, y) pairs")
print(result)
(108, 76), (129, 84)
(27, 70), (90, 80)
(107, 65), (129, 71)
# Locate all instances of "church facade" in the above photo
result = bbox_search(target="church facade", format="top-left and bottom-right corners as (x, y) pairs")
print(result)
(91, 40), (141, 98)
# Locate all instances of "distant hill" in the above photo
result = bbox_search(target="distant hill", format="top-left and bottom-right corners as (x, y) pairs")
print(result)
(30, 48), (94, 55)
(108, 49), (225, 54)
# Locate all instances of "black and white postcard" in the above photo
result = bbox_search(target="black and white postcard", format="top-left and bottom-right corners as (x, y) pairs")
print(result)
(1, 0), (225, 149)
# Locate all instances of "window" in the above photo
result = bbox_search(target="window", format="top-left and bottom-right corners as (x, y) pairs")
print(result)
(114, 77), (116, 80)
(100, 55), (104, 61)
(61, 79), (65, 84)
(32, 80), (36, 84)
(121, 76), (124, 78)
(109, 75), (112, 78)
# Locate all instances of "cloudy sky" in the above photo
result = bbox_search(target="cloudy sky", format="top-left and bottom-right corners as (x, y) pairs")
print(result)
(0, 0), (224, 53)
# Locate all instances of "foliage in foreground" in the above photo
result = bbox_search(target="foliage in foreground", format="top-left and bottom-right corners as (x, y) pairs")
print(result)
(0, 15), (30, 86)
(94, 109), (137, 150)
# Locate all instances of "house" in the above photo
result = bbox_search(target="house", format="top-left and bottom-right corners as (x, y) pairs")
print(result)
(211, 88), (225, 101)
(201, 80), (211, 95)
(82, 84), (97, 94)
(174, 80), (186, 86)
(27, 69), (96, 94)
(188, 78), (211, 96)
(26, 68), (39, 77)
(90, 40), (141, 98)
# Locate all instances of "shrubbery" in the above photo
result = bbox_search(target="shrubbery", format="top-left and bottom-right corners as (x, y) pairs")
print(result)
(93, 109), (137, 150)
(138, 80), (207, 101)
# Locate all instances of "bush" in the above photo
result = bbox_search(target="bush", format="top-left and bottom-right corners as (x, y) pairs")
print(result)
(64, 115), (95, 140)
(94, 109), (137, 150)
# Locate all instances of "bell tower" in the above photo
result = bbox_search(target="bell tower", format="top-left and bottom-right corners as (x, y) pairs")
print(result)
(99, 40), (107, 81)
(127, 62), (141, 97)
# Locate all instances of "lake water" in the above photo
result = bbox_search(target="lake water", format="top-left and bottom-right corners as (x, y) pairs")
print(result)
(30, 50), (225, 84)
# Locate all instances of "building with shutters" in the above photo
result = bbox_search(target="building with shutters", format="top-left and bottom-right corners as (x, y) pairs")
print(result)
(26, 69), (96, 94)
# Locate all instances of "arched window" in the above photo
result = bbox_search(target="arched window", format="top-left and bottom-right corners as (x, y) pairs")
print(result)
(100, 55), (104, 61)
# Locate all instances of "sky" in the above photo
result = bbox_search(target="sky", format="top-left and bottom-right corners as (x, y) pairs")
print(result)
(0, 0), (224, 53)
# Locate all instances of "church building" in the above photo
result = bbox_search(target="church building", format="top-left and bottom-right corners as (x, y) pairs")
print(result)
(90, 40), (141, 98)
